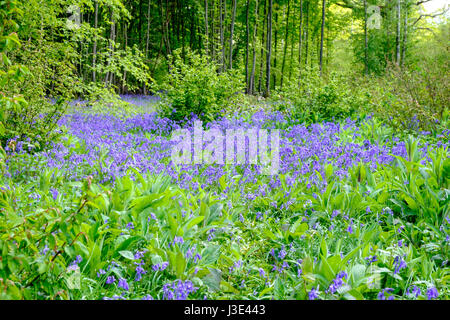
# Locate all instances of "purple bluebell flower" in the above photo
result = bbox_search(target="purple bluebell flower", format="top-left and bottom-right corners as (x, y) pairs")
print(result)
(426, 287), (438, 300)
(406, 285), (421, 298)
(308, 286), (319, 300)
(377, 288), (394, 300)
(118, 278), (129, 291)
(106, 276), (116, 284)
(393, 256), (407, 274)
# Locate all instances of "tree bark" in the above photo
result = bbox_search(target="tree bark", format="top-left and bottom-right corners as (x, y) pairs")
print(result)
(229, 0), (237, 69)
(304, 1), (309, 68)
(144, 0), (152, 94)
(205, 0), (209, 55)
(298, 0), (303, 82)
(396, 0), (401, 65)
(245, 0), (250, 91)
(93, 0), (98, 82)
(281, 0), (291, 89)
(364, 0), (368, 75)
(265, 0), (272, 97)
(319, 0), (326, 75)
(273, 10), (279, 90)
(105, 10), (116, 86)
(220, 0), (224, 71)
(249, 0), (259, 95)
(401, 3), (408, 67)
(258, 0), (267, 94)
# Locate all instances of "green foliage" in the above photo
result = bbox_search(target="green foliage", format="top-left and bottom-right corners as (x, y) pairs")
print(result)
(0, 0), (74, 149)
(274, 69), (371, 123)
(155, 49), (244, 123)
(370, 61), (449, 133)
(1, 111), (448, 300)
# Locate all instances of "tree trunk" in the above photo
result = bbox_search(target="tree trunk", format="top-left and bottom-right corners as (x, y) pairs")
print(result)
(123, 22), (128, 94)
(229, 0), (237, 69)
(211, 0), (215, 61)
(220, 0), (224, 71)
(288, 18), (294, 81)
(281, 0), (291, 89)
(319, 0), (326, 76)
(273, 10), (279, 90)
(144, 0), (152, 94)
(364, 0), (368, 75)
(205, 0), (209, 55)
(396, 0), (401, 65)
(401, 3), (408, 67)
(245, 0), (250, 92)
(258, 0), (267, 94)
(139, 0), (143, 44)
(93, 0), (98, 82)
(249, 0), (259, 95)
(105, 10), (116, 86)
(298, 0), (303, 82)
(304, 1), (309, 68)
(265, 0), (272, 97)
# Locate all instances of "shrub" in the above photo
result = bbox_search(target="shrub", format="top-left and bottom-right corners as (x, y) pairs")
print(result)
(0, 1), (71, 151)
(370, 62), (449, 133)
(155, 49), (244, 123)
(274, 68), (370, 123)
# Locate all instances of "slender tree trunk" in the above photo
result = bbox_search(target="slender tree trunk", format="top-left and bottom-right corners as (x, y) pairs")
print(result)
(220, 0), (224, 71)
(319, 0), (326, 75)
(123, 22), (128, 94)
(273, 11), (279, 90)
(364, 0), (368, 75)
(144, 0), (152, 94)
(396, 0), (401, 65)
(229, 0), (237, 69)
(288, 19), (294, 81)
(105, 10), (116, 86)
(139, 0), (143, 44)
(304, 1), (309, 68)
(211, 0), (215, 61)
(245, 0), (250, 92)
(93, 0), (98, 82)
(181, 3), (186, 62)
(265, 0), (272, 97)
(298, 0), (303, 81)
(281, 0), (291, 89)
(145, 0), (152, 58)
(258, 0), (267, 94)
(190, 7), (195, 50)
(205, 0), (209, 55)
(249, 0), (259, 95)
(401, 3), (408, 67)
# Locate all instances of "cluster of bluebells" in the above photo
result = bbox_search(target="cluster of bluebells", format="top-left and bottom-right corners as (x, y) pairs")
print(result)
(377, 288), (395, 300)
(365, 255), (378, 265)
(308, 286), (320, 300)
(269, 247), (286, 274)
(152, 262), (169, 272)
(393, 255), (407, 274)
(6, 106), (436, 194)
(162, 280), (198, 300)
(67, 255), (82, 271)
(326, 271), (348, 295)
(168, 236), (184, 248)
(133, 250), (148, 282)
(406, 285), (421, 298)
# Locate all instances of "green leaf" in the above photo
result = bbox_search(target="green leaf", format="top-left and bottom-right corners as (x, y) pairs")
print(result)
(118, 250), (135, 260)
(203, 268), (222, 292)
